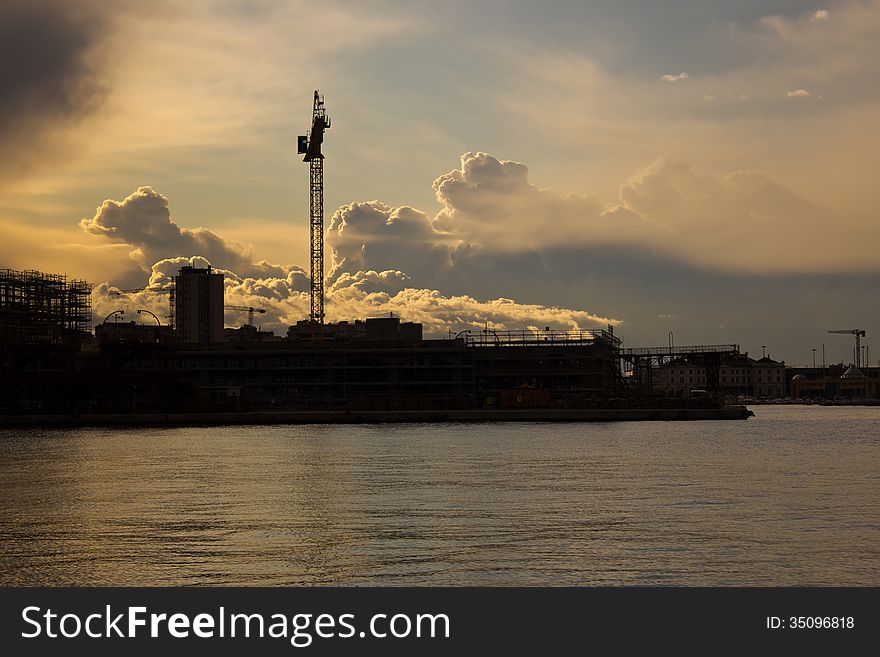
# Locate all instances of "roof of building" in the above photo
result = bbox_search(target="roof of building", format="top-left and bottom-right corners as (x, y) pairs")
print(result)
(840, 365), (866, 379)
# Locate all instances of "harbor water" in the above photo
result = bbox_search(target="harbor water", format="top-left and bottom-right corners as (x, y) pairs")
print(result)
(1, 406), (877, 586)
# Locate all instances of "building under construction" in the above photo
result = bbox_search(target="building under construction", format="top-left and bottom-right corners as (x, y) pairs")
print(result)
(0, 269), (91, 345)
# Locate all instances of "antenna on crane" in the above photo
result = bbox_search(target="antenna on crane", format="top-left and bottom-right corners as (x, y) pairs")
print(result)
(297, 90), (330, 334)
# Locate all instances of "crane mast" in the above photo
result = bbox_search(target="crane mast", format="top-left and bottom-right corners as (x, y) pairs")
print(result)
(297, 90), (330, 330)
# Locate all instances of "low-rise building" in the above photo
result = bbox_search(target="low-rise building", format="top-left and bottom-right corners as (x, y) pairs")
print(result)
(288, 316), (423, 342)
(95, 321), (174, 344)
(789, 364), (880, 400)
(653, 353), (786, 399)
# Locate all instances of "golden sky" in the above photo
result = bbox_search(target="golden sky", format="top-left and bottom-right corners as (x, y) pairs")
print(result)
(1, 0), (878, 363)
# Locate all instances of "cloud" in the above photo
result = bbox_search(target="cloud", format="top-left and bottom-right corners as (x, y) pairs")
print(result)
(327, 200), (454, 281)
(85, 170), (621, 336)
(59, 150), (880, 360)
(661, 72), (689, 82)
(786, 88), (812, 97)
(330, 151), (873, 275)
(613, 158), (855, 268)
(327, 270), (412, 297)
(92, 260), (617, 337)
(811, 9), (830, 22)
(702, 94), (716, 103)
(427, 152), (647, 250)
(0, 0), (113, 184)
(79, 186), (264, 275)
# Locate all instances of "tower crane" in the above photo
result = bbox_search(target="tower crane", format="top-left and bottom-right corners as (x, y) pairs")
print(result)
(225, 305), (267, 327)
(297, 90), (330, 332)
(828, 328), (866, 368)
(223, 306), (266, 326)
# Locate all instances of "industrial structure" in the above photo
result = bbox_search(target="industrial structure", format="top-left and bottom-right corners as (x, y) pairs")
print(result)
(828, 329), (867, 368)
(297, 90), (331, 329)
(226, 305), (266, 327)
(0, 269), (91, 344)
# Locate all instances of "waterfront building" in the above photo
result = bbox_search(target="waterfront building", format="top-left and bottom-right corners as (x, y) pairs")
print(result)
(653, 353), (786, 399)
(787, 364), (879, 400)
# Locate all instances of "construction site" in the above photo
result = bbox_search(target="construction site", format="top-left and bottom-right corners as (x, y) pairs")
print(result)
(0, 269), (91, 345)
(5, 90), (849, 422)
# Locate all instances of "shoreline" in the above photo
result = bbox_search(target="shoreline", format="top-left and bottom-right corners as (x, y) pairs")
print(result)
(0, 406), (753, 427)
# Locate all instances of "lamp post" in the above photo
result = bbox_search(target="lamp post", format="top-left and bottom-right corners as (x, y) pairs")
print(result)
(812, 348), (816, 368)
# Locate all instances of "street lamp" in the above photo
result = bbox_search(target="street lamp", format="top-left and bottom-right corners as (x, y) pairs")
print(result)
(812, 348), (816, 368)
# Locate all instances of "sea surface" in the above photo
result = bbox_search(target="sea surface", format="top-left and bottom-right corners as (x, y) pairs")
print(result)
(0, 406), (878, 586)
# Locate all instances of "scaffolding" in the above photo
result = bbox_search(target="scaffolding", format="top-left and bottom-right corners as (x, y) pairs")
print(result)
(0, 269), (92, 344)
(457, 327), (621, 348)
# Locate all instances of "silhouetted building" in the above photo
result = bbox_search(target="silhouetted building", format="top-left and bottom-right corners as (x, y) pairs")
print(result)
(174, 265), (223, 343)
(224, 325), (282, 343)
(288, 316), (423, 342)
(95, 321), (174, 344)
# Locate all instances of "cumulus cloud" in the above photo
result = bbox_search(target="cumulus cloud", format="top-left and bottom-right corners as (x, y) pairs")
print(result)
(330, 152), (864, 276)
(92, 259), (616, 336)
(618, 157), (813, 235)
(327, 200), (453, 281)
(85, 151), (872, 344)
(661, 72), (689, 82)
(609, 157), (874, 270)
(327, 270), (412, 297)
(79, 186), (284, 277)
(427, 152), (646, 248)
(85, 167), (621, 335)
(326, 153), (653, 286)
(811, 9), (830, 22)
(786, 88), (812, 97)
(325, 287), (617, 336)
(0, 0), (112, 183)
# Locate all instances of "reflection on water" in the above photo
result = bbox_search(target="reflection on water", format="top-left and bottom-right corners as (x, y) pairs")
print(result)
(1, 407), (878, 585)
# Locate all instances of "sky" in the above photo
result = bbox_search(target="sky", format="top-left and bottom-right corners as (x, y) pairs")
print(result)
(1, 0), (878, 365)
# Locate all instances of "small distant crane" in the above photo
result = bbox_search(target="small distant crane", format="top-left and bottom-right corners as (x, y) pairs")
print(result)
(225, 305), (267, 327)
(828, 328), (866, 368)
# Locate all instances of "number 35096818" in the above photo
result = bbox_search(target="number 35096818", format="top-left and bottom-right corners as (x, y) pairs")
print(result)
(767, 616), (854, 629)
